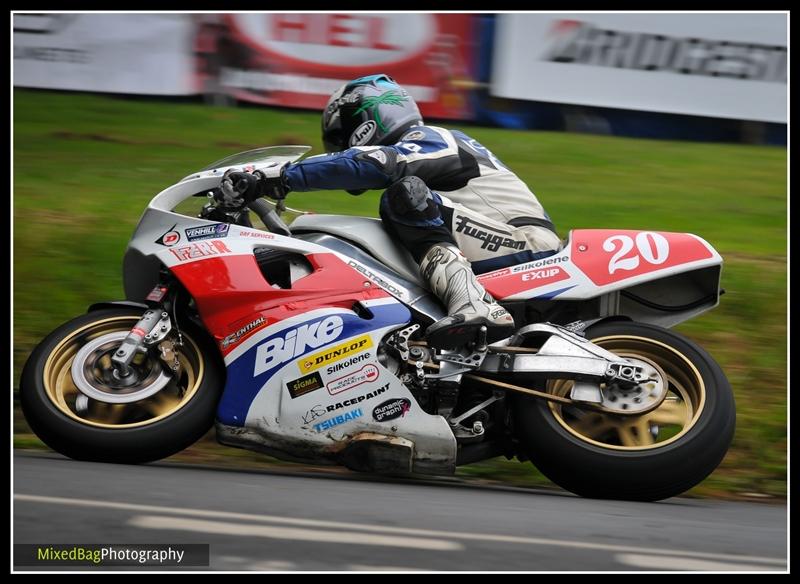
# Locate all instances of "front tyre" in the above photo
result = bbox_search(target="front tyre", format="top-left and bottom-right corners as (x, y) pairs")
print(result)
(20, 308), (224, 464)
(512, 321), (735, 501)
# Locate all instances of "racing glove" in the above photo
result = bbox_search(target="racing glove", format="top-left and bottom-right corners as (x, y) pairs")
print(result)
(220, 163), (289, 206)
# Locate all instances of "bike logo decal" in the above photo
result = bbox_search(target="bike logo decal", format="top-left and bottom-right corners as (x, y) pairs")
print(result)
(254, 315), (344, 377)
(327, 363), (380, 396)
(312, 407), (363, 433)
(185, 223), (230, 242)
(298, 334), (373, 375)
(373, 398), (412, 422)
(155, 224), (181, 247)
(286, 371), (324, 399)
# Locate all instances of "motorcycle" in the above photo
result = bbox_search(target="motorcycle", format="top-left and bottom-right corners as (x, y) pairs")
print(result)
(20, 145), (736, 501)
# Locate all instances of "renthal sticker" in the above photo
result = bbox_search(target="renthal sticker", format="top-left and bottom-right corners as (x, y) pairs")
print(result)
(253, 315), (344, 377)
(510, 255), (569, 273)
(155, 224), (181, 247)
(304, 382), (389, 424)
(221, 316), (266, 349)
(185, 223), (230, 242)
(299, 334), (373, 374)
(327, 363), (380, 395)
(286, 371), (324, 399)
(326, 352), (371, 376)
(521, 268), (563, 282)
(312, 407), (363, 433)
(347, 261), (405, 298)
(350, 120), (377, 146)
(373, 398), (412, 422)
(169, 240), (231, 261)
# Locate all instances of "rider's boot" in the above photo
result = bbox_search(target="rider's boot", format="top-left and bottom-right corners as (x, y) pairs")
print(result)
(419, 243), (515, 349)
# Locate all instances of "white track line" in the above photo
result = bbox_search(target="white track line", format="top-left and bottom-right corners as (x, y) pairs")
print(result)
(615, 553), (784, 572)
(128, 515), (462, 551)
(15, 494), (785, 567)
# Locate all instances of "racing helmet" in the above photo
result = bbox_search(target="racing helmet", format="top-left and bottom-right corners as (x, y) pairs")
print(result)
(321, 74), (423, 153)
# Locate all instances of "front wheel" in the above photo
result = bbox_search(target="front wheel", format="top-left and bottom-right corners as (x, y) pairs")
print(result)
(20, 308), (224, 463)
(512, 321), (736, 501)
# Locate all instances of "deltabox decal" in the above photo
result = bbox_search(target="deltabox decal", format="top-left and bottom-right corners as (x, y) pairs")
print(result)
(169, 240), (231, 262)
(326, 352), (371, 376)
(221, 316), (266, 349)
(304, 383), (388, 424)
(373, 398), (412, 422)
(287, 371), (324, 399)
(327, 363), (380, 395)
(156, 224), (181, 247)
(347, 261), (405, 298)
(298, 334), (373, 374)
(185, 223), (230, 242)
(312, 407), (363, 433)
(254, 315), (344, 377)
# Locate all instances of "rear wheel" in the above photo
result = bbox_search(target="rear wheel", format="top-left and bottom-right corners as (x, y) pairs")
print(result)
(20, 308), (224, 463)
(512, 321), (735, 501)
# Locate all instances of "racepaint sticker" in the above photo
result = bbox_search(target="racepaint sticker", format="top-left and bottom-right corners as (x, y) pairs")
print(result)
(327, 364), (380, 395)
(312, 407), (363, 433)
(303, 383), (389, 424)
(373, 398), (412, 422)
(286, 372), (324, 399)
(185, 223), (230, 242)
(298, 334), (373, 374)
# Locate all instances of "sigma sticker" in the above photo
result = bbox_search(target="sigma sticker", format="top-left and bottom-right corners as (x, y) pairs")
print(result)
(155, 224), (181, 247)
(298, 334), (373, 374)
(185, 223), (230, 242)
(254, 315), (344, 377)
(327, 363), (380, 395)
(350, 120), (377, 146)
(286, 372), (324, 399)
(373, 398), (412, 422)
(312, 407), (363, 433)
(221, 316), (266, 349)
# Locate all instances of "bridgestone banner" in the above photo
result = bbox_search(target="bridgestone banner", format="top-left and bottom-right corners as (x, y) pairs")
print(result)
(491, 13), (787, 123)
(13, 14), (197, 95)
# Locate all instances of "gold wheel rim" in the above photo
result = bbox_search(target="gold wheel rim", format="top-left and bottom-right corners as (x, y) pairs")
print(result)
(43, 316), (204, 429)
(547, 335), (706, 451)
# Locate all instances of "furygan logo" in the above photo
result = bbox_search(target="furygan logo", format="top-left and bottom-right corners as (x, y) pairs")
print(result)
(454, 215), (526, 252)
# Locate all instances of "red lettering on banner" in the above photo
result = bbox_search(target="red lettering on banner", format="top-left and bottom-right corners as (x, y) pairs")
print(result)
(367, 17), (398, 51)
(272, 15), (309, 43)
(328, 14), (355, 47)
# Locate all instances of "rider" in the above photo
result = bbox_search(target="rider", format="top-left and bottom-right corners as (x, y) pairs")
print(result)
(222, 74), (562, 349)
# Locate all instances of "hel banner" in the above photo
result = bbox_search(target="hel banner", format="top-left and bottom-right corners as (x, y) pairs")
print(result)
(197, 13), (476, 119)
(491, 13), (787, 123)
(13, 14), (197, 95)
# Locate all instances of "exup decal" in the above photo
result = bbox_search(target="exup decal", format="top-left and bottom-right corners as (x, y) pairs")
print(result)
(350, 120), (377, 146)
(286, 372), (324, 399)
(185, 223), (230, 242)
(373, 398), (412, 422)
(312, 407), (363, 433)
(253, 315), (344, 377)
(169, 240), (231, 261)
(155, 224), (181, 247)
(327, 364), (380, 396)
(221, 317), (266, 349)
(298, 334), (373, 374)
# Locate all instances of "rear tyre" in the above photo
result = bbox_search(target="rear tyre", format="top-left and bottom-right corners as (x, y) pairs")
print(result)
(512, 321), (735, 501)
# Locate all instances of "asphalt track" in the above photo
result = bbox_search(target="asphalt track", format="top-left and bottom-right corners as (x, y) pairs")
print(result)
(13, 451), (787, 572)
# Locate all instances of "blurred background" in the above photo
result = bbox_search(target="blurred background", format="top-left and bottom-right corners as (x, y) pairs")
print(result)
(12, 12), (787, 499)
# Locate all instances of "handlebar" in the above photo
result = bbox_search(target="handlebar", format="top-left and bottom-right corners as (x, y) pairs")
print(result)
(247, 198), (291, 237)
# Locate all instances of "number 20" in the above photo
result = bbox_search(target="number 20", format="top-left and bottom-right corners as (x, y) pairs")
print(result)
(603, 232), (669, 274)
